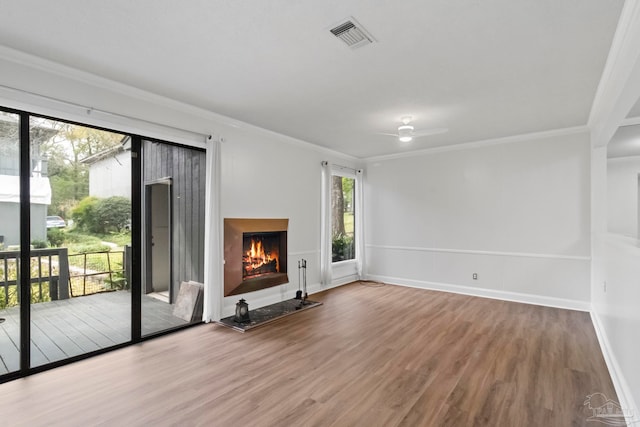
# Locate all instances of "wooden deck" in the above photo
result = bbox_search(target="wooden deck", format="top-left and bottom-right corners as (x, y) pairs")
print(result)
(0, 291), (189, 374)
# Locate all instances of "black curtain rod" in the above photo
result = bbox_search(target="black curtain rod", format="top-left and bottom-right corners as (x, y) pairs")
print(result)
(321, 161), (362, 173)
(0, 84), (212, 140)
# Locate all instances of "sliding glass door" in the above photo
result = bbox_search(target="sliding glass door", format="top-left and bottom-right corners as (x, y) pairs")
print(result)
(0, 107), (205, 381)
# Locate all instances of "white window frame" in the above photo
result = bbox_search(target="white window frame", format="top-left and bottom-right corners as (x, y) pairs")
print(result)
(330, 166), (362, 283)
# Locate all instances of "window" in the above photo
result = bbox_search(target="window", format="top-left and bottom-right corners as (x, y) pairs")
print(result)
(331, 174), (356, 262)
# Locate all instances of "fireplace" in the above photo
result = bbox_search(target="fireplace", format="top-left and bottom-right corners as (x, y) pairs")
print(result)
(243, 232), (282, 278)
(224, 218), (288, 296)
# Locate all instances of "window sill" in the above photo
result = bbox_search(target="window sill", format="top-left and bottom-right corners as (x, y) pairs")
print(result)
(332, 259), (356, 266)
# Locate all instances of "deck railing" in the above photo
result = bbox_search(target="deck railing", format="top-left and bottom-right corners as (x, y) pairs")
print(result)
(0, 248), (70, 308)
(0, 246), (131, 308)
(68, 248), (130, 297)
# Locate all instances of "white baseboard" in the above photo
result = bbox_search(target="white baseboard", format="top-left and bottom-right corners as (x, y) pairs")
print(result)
(329, 274), (359, 288)
(365, 274), (591, 312)
(590, 311), (639, 423)
(222, 274), (588, 318)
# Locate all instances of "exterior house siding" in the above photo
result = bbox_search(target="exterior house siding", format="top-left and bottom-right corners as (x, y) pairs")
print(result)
(143, 140), (205, 302)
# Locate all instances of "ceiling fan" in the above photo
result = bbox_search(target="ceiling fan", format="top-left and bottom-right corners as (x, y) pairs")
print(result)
(381, 116), (448, 143)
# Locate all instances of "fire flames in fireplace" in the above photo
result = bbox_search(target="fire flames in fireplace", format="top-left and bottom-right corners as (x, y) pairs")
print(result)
(243, 235), (280, 278)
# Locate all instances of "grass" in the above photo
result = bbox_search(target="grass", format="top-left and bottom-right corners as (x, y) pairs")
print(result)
(57, 230), (131, 253)
(67, 251), (125, 274)
(95, 231), (131, 248)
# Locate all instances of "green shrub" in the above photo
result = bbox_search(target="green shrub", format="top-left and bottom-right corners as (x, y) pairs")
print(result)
(332, 234), (354, 262)
(105, 270), (129, 291)
(93, 197), (131, 233)
(31, 239), (48, 249)
(47, 228), (65, 247)
(71, 196), (131, 234)
(71, 196), (99, 231)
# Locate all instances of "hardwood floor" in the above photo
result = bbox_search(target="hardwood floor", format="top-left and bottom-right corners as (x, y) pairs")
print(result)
(0, 282), (618, 426)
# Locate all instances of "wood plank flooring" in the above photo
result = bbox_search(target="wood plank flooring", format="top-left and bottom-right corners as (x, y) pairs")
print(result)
(0, 291), (188, 373)
(0, 282), (619, 426)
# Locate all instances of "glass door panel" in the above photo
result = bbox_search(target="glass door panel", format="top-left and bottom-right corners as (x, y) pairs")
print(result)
(28, 117), (131, 367)
(141, 140), (205, 336)
(0, 111), (21, 375)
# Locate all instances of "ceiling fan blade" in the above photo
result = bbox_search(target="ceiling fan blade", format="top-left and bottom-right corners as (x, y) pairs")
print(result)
(376, 132), (400, 137)
(412, 128), (449, 138)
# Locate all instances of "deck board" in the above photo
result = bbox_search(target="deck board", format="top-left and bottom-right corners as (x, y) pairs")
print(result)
(0, 291), (189, 373)
(0, 328), (18, 374)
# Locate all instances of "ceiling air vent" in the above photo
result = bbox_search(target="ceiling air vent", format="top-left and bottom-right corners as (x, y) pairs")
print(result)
(329, 18), (375, 49)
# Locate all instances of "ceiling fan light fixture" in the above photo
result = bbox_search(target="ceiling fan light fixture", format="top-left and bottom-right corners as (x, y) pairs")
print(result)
(398, 124), (414, 142)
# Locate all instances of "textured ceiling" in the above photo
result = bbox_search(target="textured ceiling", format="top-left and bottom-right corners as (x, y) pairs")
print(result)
(0, 0), (625, 158)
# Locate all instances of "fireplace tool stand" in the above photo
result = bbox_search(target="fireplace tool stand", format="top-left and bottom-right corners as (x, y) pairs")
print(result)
(296, 259), (309, 308)
(295, 260), (302, 300)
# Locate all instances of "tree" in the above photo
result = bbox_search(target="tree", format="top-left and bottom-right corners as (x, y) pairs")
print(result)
(331, 175), (345, 237)
(342, 177), (354, 213)
(34, 118), (124, 217)
(0, 114), (124, 219)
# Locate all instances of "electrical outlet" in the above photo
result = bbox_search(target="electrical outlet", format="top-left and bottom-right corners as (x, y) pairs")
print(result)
(473, 273), (478, 280)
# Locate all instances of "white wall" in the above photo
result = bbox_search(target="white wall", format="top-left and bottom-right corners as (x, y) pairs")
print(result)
(607, 155), (640, 237)
(587, 2), (640, 416)
(365, 131), (592, 309)
(592, 146), (640, 417)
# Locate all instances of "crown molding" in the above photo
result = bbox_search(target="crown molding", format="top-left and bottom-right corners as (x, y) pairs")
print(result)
(588, 1), (640, 147)
(0, 44), (359, 163)
(364, 125), (588, 163)
(620, 115), (640, 127)
(230, 122), (360, 163)
(0, 44), (235, 125)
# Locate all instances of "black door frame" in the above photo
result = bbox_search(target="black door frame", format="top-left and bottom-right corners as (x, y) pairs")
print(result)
(0, 107), (200, 383)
